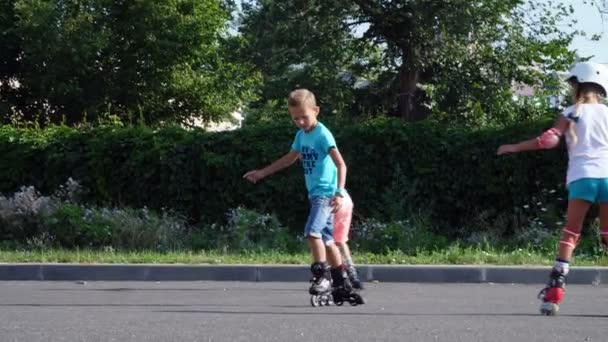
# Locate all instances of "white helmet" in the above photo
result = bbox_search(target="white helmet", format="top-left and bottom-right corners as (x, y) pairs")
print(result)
(567, 61), (608, 96)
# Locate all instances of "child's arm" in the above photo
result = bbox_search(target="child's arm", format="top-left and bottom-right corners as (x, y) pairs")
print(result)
(328, 147), (347, 212)
(497, 117), (569, 155)
(243, 150), (300, 183)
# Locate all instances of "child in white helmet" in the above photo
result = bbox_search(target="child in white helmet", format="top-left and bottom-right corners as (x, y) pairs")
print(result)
(497, 61), (608, 316)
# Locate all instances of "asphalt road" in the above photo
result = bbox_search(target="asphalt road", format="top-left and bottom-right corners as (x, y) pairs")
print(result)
(0, 281), (607, 342)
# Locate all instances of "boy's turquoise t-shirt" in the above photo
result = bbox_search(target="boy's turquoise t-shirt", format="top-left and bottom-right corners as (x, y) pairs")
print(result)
(291, 122), (338, 198)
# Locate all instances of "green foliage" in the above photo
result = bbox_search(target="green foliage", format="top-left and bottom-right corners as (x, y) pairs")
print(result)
(0, 0), (260, 125)
(237, 0), (380, 120)
(1, 170), (607, 258)
(45, 205), (189, 250)
(351, 215), (449, 254)
(45, 204), (113, 248)
(0, 181), (303, 251)
(242, 99), (292, 126)
(0, 185), (56, 243)
(237, 0), (580, 124)
(190, 207), (298, 252)
(427, 1), (578, 126)
(0, 182), (189, 250)
(0, 116), (573, 240)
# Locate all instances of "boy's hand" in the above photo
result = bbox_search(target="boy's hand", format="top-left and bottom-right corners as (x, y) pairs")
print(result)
(496, 144), (519, 155)
(243, 170), (265, 183)
(330, 196), (343, 213)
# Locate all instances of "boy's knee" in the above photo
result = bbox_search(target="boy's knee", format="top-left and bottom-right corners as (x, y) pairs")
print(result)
(306, 234), (321, 241)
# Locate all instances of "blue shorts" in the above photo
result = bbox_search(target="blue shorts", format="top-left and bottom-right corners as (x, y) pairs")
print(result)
(304, 196), (335, 245)
(568, 178), (608, 203)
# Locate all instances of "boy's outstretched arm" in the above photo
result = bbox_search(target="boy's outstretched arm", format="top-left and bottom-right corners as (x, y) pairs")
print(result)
(243, 150), (300, 183)
(329, 147), (347, 213)
(497, 117), (569, 155)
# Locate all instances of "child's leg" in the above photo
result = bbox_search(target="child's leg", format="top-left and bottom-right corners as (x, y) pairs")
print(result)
(337, 241), (363, 288)
(540, 198), (591, 315)
(599, 203), (608, 247)
(307, 236), (326, 262)
(333, 194), (354, 251)
(304, 197), (334, 294)
(337, 241), (352, 264)
(333, 193), (353, 263)
(332, 193), (363, 288)
(596, 178), (608, 246)
(557, 200), (591, 260)
(309, 201), (350, 291)
(326, 242), (343, 267)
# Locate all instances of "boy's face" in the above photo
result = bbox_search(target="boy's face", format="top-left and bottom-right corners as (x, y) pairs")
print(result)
(288, 104), (319, 132)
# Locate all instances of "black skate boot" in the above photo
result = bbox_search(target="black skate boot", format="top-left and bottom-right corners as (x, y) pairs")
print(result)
(346, 265), (364, 290)
(309, 262), (332, 307)
(330, 265), (365, 306)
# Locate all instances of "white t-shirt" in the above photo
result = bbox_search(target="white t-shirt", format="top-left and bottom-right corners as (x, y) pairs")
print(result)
(562, 103), (608, 184)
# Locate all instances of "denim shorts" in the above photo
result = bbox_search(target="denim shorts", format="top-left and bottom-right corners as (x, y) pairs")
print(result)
(304, 196), (335, 245)
(568, 178), (608, 203)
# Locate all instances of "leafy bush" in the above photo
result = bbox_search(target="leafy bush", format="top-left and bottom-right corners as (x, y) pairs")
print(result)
(0, 116), (572, 239)
(45, 205), (188, 250)
(0, 181), (188, 250)
(189, 207), (299, 252)
(0, 185), (56, 243)
(351, 213), (449, 254)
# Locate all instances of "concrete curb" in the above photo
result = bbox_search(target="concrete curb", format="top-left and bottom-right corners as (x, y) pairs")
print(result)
(1, 264), (608, 284)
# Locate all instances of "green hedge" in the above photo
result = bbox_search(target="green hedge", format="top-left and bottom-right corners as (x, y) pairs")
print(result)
(0, 119), (567, 238)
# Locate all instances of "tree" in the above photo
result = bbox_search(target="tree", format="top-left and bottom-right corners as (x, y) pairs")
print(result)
(238, 0), (382, 122)
(426, 1), (578, 126)
(0, 0), (24, 121)
(592, 0), (608, 15)
(0, 0), (260, 125)
(348, 0), (577, 122)
(238, 0), (579, 125)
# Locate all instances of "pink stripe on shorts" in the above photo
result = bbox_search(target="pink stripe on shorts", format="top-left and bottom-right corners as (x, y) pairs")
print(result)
(333, 194), (353, 243)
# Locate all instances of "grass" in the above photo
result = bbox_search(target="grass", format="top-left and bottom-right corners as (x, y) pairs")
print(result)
(3, 245), (608, 266)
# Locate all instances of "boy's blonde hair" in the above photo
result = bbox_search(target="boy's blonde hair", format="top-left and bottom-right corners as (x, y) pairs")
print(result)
(287, 89), (317, 108)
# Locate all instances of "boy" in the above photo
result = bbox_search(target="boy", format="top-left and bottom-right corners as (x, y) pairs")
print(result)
(243, 88), (354, 295)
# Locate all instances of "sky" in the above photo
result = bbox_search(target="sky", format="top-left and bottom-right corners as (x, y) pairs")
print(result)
(564, 0), (608, 63)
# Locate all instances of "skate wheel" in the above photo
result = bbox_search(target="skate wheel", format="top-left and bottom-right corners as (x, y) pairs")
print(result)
(324, 294), (334, 306)
(326, 294), (334, 306)
(334, 299), (344, 306)
(321, 295), (330, 306)
(310, 295), (321, 307)
(539, 302), (559, 316)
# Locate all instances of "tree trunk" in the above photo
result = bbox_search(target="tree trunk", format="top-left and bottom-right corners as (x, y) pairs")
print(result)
(398, 60), (419, 121)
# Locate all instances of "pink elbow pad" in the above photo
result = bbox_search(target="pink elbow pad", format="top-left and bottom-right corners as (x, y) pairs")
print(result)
(536, 128), (561, 149)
